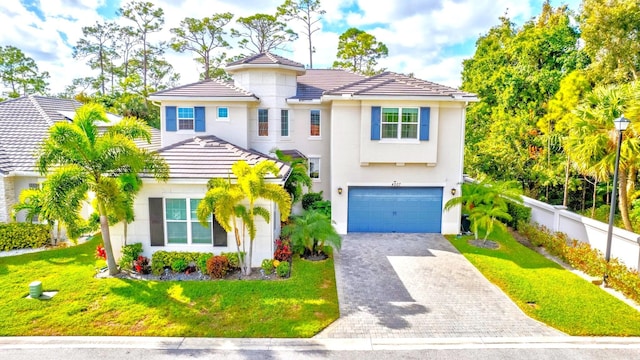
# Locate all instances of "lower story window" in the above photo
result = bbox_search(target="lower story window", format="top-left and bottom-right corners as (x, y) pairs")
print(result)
(308, 157), (320, 180)
(165, 198), (216, 245)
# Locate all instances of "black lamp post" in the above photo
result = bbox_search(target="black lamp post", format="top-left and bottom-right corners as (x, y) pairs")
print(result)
(604, 114), (631, 285)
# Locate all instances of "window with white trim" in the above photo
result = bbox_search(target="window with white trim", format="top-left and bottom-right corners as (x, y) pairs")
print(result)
(381, 107), (418, 139)
(177, 107), (194, 130)
(310, 109), (320, 137)
(165, 198), (212, 244)
(308, 157), (320, 180)
(258, 108), (268, 136)
(280, 109), (289, 137)
(217, 107), (229, 120)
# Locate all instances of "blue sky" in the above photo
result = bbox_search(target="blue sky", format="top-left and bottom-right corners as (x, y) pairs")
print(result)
(1, 0), (582, 95)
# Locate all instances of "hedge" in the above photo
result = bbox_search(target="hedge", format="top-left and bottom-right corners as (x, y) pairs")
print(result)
(0, 223), (50, 251)
(151, 251), (210, 275)
(506, 201), (531, 230)
(519, 222), (640, 304)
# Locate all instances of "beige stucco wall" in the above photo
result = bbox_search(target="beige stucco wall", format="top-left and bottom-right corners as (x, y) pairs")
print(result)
(330, 101), (466, 234)
(11, 175), (40, 222)
(0, 175), (15, 223)
(109, 182), (278, 264)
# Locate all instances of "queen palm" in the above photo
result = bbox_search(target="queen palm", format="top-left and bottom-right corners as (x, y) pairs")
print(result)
(37, 103), (168, 275)
(281, 210), (341, 257)
(197, 160), (291, 275)
(567, 83), (640, 231)
(274, 149), (312, 204)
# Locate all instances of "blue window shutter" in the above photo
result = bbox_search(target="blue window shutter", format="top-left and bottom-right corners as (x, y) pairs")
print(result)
(165, 106), (177, 132)
(195, 106), (206, 132)
(371, 106), (381, 140)
(419, 107), (430, 141)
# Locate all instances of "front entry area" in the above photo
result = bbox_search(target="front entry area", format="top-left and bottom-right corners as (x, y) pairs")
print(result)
(347, 186), (443, 233)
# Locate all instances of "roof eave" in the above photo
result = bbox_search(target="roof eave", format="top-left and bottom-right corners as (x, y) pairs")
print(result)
(321, 94), (479, 102)
(286, 98), (323, 105)
(226, 63), (306, 75)
(148, 95), (260, 102)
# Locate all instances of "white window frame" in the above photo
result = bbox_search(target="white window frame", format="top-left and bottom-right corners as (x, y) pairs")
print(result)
(164, 198), (213, 245)
(177, 107), (195, 131)
(308, 156), (321, 181)
(310, 109), (321, 137)
(280, 109), (289, 137)
(381, 107), (419, 140)
(258, 108), (269, 137)
(217, 107), (229, 121)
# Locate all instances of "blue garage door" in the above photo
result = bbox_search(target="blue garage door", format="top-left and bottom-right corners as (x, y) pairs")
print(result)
(348, 187), (443, 233)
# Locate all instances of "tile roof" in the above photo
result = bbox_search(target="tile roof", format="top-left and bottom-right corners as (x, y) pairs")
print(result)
(293, 69), (366, 100)
(149, 79), (258, 99)
(324, 71), (476, 99)
(227, 52), (305, 69)
(152, 135), (290, 181)
(0, 96), (82, 174)
(134, 127), (162, 152)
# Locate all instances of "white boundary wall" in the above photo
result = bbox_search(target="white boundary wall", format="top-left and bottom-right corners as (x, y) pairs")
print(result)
(523, 195), (640, 272)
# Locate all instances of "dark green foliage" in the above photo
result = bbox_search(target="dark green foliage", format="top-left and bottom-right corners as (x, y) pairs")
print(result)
(276, 260), (290, 278)
(196, 253), (213, 274)
(118, 243), (143, 271)
(0, 223), (50, 251)
(171, 258), (188, 273)
(206, 255), (229, 279)
(151, 251), (205, 275)
(302, 191), (323, 210)
(221, 251), (242, 270)
(506, 202), (532, 230)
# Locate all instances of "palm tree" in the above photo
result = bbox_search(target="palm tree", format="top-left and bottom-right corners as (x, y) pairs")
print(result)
(567, 83), (640, 231)
(37, 103), (168, 275)
(274, 149), (312, 204)
(197, 160), (291, 275)
(281, 210), (341, 257)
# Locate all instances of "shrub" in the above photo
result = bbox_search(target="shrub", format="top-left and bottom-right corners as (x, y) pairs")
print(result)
(95, 245), (107, 260)
(302, 191), (323, 210)
(261, 258), (274, 275)
(133, 255), (150, 274)
(119, 243), (143, 271)
(171, 258), (189, 273)
(221, 251), (243, 270)
(151, 251), (204, 275)
(197, 253), (214, 274)
(274, 238), (292, 262)
(276, 261), (290, 278)
(506, 201), (531, 230)
(310, 200), (331, 218)
(0, 223), (50, 251)
(207, 255), (229, 279)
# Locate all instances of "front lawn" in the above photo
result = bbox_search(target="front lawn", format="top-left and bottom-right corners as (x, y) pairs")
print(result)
(448, 228), (640, 336)
(0, 236), (339, 337)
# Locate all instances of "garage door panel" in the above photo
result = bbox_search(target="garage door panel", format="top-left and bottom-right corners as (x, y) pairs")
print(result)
(347, 187), (442, 233)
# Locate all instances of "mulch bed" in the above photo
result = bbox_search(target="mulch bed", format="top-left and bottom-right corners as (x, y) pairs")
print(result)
(96, 267), (281, 281)
(468, 239), (500, 249)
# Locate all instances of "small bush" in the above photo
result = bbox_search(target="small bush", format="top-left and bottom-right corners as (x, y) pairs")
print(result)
(261, 259), (274, 275)
(171, 258), (188, 273)
(310, 200), (331, 218)
(221, 251), (243, 270)
(119, 243), (143, 271)
(133, 255), (150, 274)
(276, 261), (290, 278)
(0, 223), (50, 251)
(274, 238), (292, 262)
(197, 253), (213, 274)
(151, 251), (205, 275)
(207, 255), (229, 279)
(506, 202), (531, 230)
(95, 245), (106, 260)
(302, 191), (323, 210)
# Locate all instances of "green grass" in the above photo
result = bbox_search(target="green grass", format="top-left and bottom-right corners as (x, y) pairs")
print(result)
(448, 228), (640, 336)
(0, 236), (338, 337)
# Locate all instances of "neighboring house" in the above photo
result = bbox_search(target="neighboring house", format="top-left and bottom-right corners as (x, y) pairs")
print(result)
(110, 52), (476, 261)
(0, 95), (147, 224)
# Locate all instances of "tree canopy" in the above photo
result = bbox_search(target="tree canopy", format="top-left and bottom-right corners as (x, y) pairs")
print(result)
(332, 27), (388, 76)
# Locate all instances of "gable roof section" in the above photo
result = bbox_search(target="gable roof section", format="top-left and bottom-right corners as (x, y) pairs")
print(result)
(148, 79), (258, 100)
(226, 52), (305, 70)
(0, 96), (82, 174)
(292, 69), (366, 100)
(324, 71), (477, 100)
(152, 135), (290, 181)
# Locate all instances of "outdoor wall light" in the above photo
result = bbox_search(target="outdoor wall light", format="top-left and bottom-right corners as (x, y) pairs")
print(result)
(338, 187), (343, 195)
(451, 188), (457, 196)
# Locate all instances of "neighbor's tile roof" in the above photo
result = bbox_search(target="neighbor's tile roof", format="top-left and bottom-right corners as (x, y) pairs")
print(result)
(0, 96), (81, 174)
(293, 69), (366, 100)
(134, 127), (162, 152)
(149, 79), (258, 99)
(227, 52), (305, 68)
(324, 71), (476, 99)
(152, 135), (290, 181)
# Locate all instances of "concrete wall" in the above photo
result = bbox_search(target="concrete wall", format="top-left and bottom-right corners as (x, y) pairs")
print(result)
(0, 175), (15, 223)
(330, 100), (466, 234)
(109, 182), (278, 264)
(523, 196), (640, 272)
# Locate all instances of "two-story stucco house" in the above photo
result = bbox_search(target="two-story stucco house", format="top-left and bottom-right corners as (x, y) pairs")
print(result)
(109, 52), (476, 262)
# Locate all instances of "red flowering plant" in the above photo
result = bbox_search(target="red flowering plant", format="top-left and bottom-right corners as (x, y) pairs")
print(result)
(133, 255), (151, 274)
(274, 238), (292, 262)
(95, 245), (107, 260)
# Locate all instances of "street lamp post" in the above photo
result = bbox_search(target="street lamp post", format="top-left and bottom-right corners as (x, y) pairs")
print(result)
(604, 114), (631, 286)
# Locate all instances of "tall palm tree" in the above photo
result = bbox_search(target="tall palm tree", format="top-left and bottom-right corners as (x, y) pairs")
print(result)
(567, 83), (640, 231)
(197, 160), (291, 275)
(37, 103), (168, 275)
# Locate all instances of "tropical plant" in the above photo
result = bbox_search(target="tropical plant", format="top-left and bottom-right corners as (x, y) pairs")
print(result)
(197, 160), (292, 275)
(444, 180), (523, 242)
(281, 210), (340, 257)
(274, 149), (312, 204)
(36, 103), (169, 275)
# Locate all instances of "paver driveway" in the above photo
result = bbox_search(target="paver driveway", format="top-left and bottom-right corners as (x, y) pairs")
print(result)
(315, 233), (565, 338)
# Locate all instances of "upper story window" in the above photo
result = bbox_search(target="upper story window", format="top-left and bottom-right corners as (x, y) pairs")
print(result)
(381, 107), (418, 139)
(258, 109), (269, 136)
(217, 107), (228, 120)
(281, 109), (289, 137)
(310, 110), (320, 137)
(177, 107), (194, 130)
